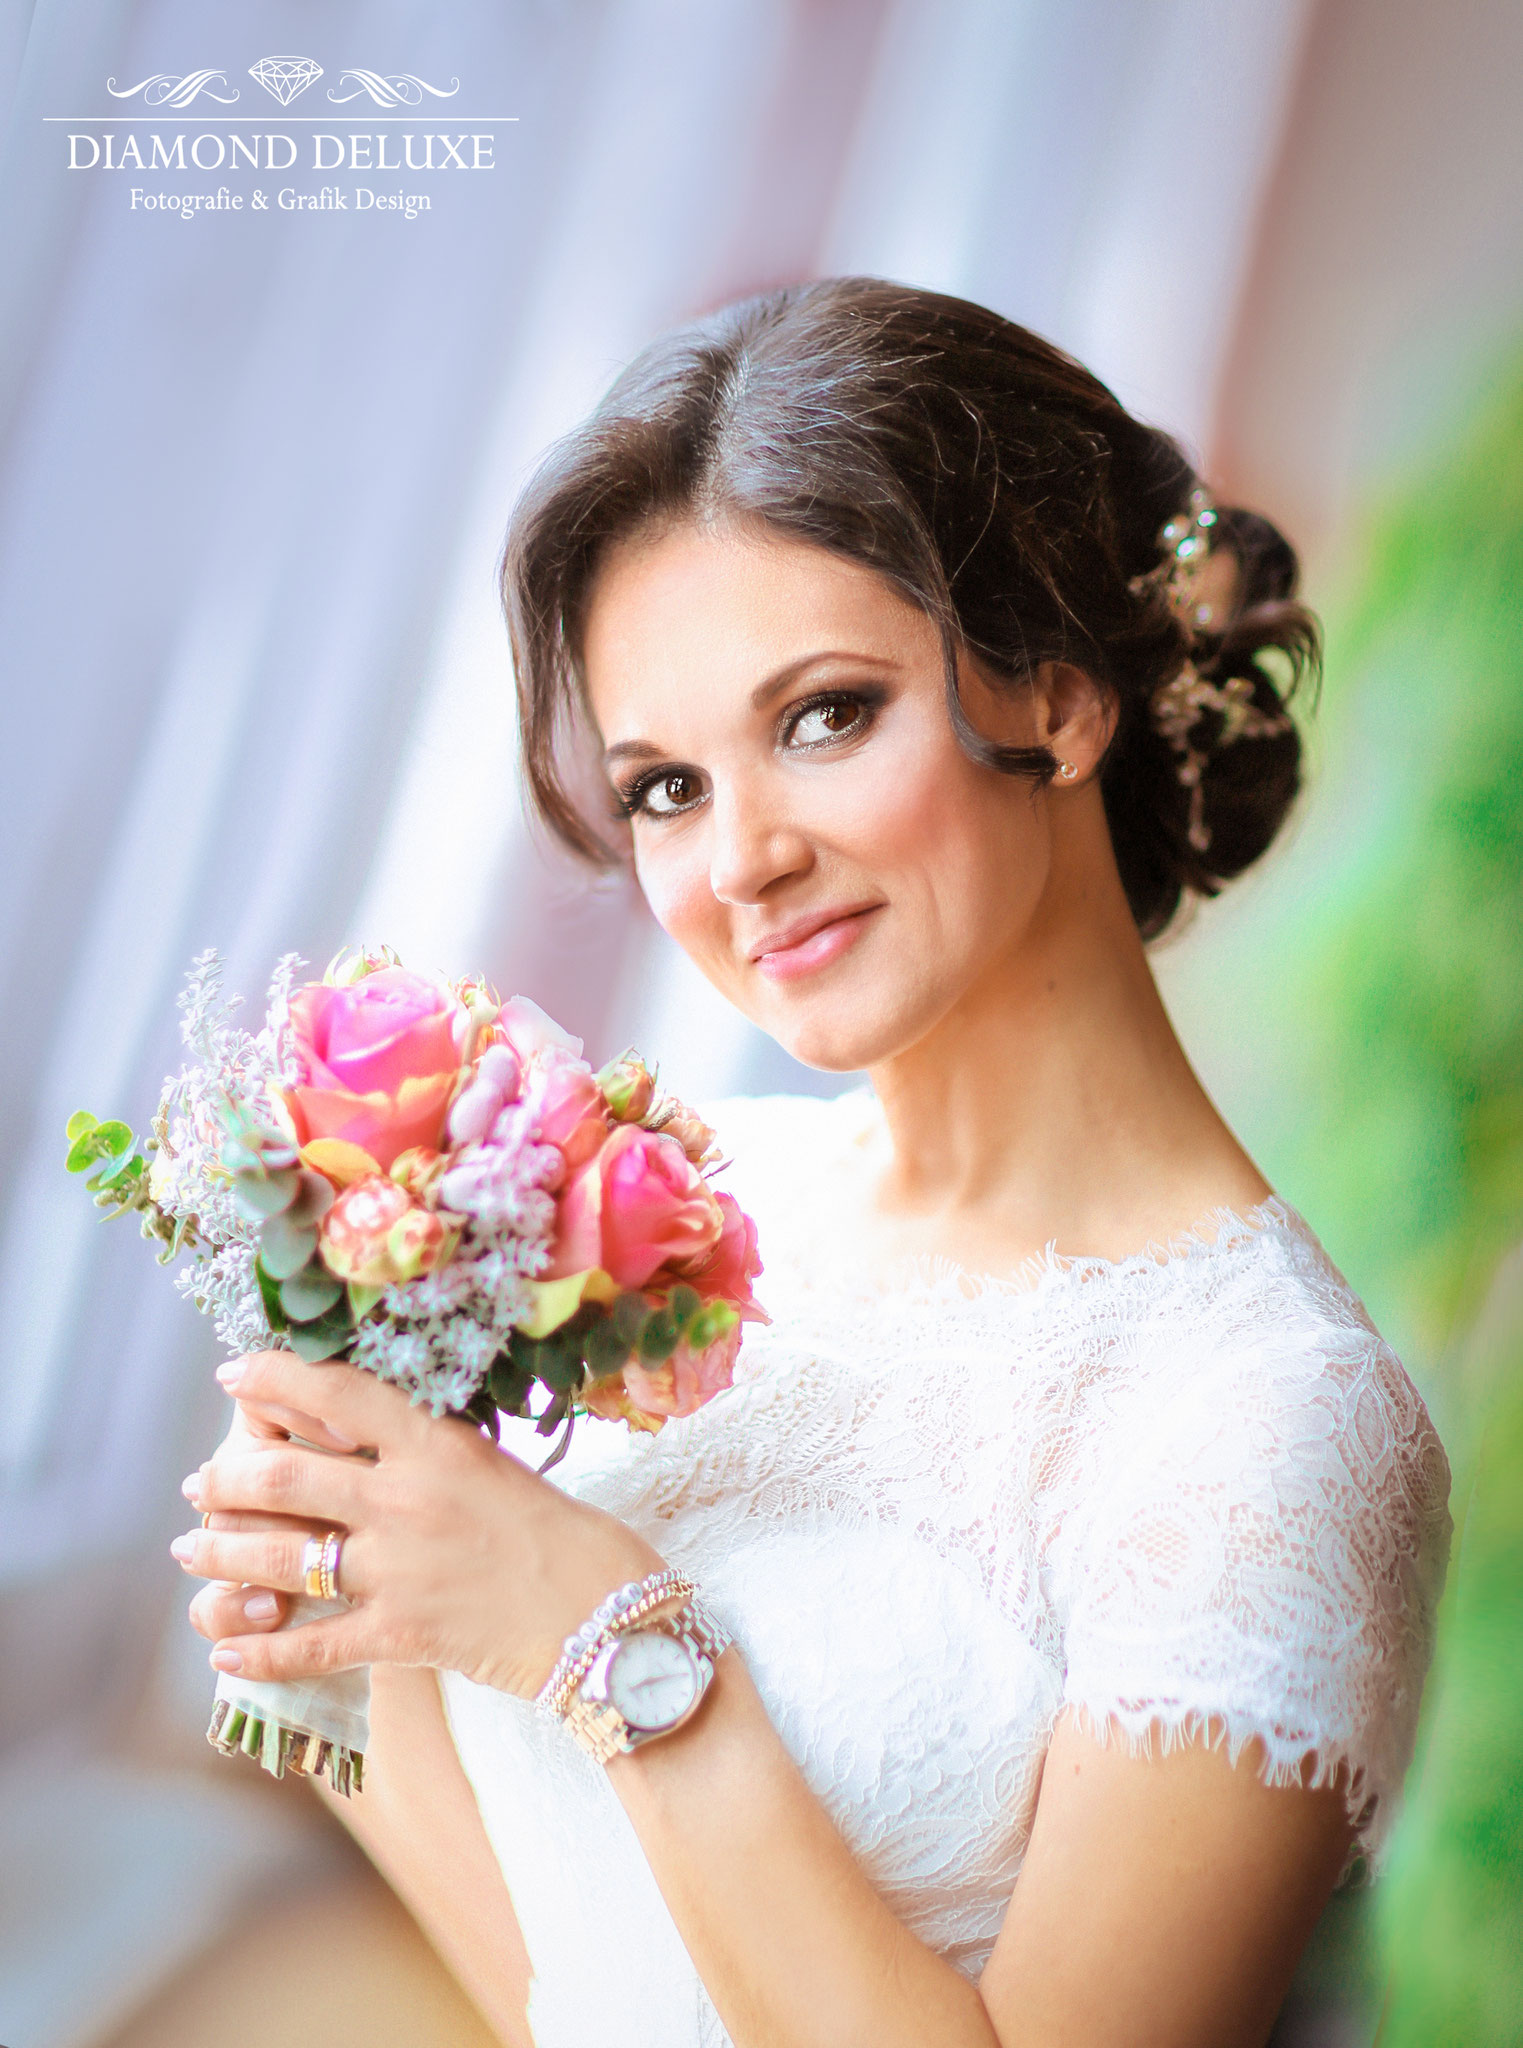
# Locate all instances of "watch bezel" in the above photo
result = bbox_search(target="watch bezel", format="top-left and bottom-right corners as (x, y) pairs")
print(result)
(582, 1627), (707, 1735)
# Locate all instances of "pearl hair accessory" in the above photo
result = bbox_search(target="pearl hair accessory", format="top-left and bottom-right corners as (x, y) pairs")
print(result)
(1131, 486), (1293, 856)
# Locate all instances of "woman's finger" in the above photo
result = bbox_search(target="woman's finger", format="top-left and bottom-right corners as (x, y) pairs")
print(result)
(171, 1520), (372, 1601)
(210, 1606), (375, 1684)
(218, 1350), (429, 1455)
(194, 1441), (368, 1528)
(189, 1580), (289, 1640)
(234, 1394), (363, 1453)
(195, 1507), (328, 1537)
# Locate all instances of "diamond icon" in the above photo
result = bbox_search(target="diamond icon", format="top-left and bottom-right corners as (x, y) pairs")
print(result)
(249, 55), (323, 106)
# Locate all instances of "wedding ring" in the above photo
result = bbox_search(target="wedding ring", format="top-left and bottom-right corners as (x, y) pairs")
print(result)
(318, 1530), (343, 1602)
(301, 1533), (327, 1599)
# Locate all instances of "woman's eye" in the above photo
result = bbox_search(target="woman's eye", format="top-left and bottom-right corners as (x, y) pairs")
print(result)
(786, 695), (869, 748)
(636, 769), (705, 818)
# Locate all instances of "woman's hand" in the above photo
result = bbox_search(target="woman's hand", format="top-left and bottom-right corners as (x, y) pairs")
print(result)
(174, 1349), (664, 1694)
(183, 1364), (363, 1646)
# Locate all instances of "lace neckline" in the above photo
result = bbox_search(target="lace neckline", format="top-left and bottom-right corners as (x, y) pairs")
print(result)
(764, 1089), (1314, 1313)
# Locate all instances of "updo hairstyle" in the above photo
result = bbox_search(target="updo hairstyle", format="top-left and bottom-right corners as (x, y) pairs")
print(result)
(502, 277), (1319, 938)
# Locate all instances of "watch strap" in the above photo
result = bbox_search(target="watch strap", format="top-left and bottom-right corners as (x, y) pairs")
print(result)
(560, 1597), (732, 1765)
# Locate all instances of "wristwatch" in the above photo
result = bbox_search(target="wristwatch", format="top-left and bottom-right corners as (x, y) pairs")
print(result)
(561, 1599), (731, 1764)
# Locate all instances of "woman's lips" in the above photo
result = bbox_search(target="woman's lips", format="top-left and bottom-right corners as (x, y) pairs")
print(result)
(750, 905), (882, 982)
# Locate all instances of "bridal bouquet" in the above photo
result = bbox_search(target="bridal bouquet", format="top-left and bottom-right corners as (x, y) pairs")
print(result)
(66, 945), (763, 1791)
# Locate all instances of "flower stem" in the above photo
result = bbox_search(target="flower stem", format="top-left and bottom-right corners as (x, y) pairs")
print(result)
(207, 1697), (365, 1795)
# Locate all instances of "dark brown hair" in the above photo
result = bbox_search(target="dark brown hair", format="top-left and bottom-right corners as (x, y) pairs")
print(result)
(501, 277), (1319, 938)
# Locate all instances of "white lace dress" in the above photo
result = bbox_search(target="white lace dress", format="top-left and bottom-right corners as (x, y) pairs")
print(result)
(441, 1091), (1451, 2048)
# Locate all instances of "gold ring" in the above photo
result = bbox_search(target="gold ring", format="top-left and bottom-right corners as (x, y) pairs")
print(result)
(301, 1533), (327, 1599)
(201, 1511), (212, 1529)
(318, 1530), (343, 1602)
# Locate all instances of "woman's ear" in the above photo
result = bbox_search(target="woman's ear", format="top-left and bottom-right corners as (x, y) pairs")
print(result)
(1033, 660), (1115, 778)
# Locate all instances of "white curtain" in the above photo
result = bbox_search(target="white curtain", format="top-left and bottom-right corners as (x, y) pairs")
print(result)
(0, 1), (1308, 2039)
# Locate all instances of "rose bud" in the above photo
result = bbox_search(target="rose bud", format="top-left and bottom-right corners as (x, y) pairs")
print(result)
(657, 1105), (721, 1169)
(596, 1051), (657, 1124)
(389, 1146), (451, 1206)
(319, 1176), (451, 1289)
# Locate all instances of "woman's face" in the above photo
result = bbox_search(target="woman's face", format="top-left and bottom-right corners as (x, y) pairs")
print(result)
(581, 518), (1098, 1072)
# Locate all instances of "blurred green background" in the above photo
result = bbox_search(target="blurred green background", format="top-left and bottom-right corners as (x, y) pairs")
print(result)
(1163, 349), (1523, 2046)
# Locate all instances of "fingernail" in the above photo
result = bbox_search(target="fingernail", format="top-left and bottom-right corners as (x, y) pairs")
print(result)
(210, 1647), (243, 1673)
(216, 1360), (245, 1389)
(170, 1534), (197, 1562)
(244, 1592), (279, 1621)
(327, 1428), (360, 1451)
(180, 1472), (202, 1504)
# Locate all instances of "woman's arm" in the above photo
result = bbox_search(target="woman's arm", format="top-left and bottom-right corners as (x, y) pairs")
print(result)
(185, 1396), (535, 2045)
(605, 1665), (1350, 2048)
(316, 1664), (535, 2048)
(183, 1351), (1353, 2048)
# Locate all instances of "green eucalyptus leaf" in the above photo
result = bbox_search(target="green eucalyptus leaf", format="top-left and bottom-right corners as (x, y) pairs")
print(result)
(687, 1300), (739, 1353)
(65, 1111), (97, 1143)
(346, 1281), (385, 1321)
(285, 1295), (355, 1361)
(535, 1335), (583, 1395)
(254, 1256), (289, 1332)
(669, 1284), (701, 1327)
(582, 1315), (630, 1380)
(233, 1170), (300, 1224)
(534, 1390), (570, 1436)
(258, 1213), (318, 1280)
(285, 1173), (336, 1229)
(280, 1269), (344, 1322)
(287, 1324), (348, 1361)
(612, 1291), (647, 1346)
(488, 1353), (534, 1416)
(67, 1131), (113, 1174)
(638, 1309), (679, 1363)
(94, 1149), (142, 1191)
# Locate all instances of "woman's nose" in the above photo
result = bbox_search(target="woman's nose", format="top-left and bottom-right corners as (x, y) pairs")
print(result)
(706, 785), (813, 906)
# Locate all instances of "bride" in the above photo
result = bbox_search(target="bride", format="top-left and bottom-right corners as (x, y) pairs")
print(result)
(177, 279), (1451, 2048)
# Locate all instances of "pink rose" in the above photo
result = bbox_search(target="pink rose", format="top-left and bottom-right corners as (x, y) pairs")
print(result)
(525, 1058), (610, 1170)
(496, 994), (583, 1066)
(318, 1175), (452, 1288)
(583, 1321), (742, 1432)
(283, 967), (467, 1172)
(546, 1124), (723, 1286)
(684, 1192), (766, 1321)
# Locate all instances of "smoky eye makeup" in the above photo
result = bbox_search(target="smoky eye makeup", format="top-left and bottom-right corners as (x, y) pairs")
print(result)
(778, 684), (888, 751)
(612, 682), (891, 822)
(612, 763), (707, 821)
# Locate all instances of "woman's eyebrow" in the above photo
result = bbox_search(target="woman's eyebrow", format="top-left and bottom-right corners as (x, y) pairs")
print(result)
(602, 737), (663, 767)
(748, 648), (895, 711)
(601, 649), (897, 767)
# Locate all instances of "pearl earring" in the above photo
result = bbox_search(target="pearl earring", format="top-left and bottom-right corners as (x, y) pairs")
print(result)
(1056, 760), (1079, 781)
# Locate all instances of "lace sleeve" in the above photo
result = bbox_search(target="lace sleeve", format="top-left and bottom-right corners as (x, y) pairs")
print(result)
(1056, 1258), (1452, 1871)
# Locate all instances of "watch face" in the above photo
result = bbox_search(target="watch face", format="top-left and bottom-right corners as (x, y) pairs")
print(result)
(606, 1631), (700, 1732)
